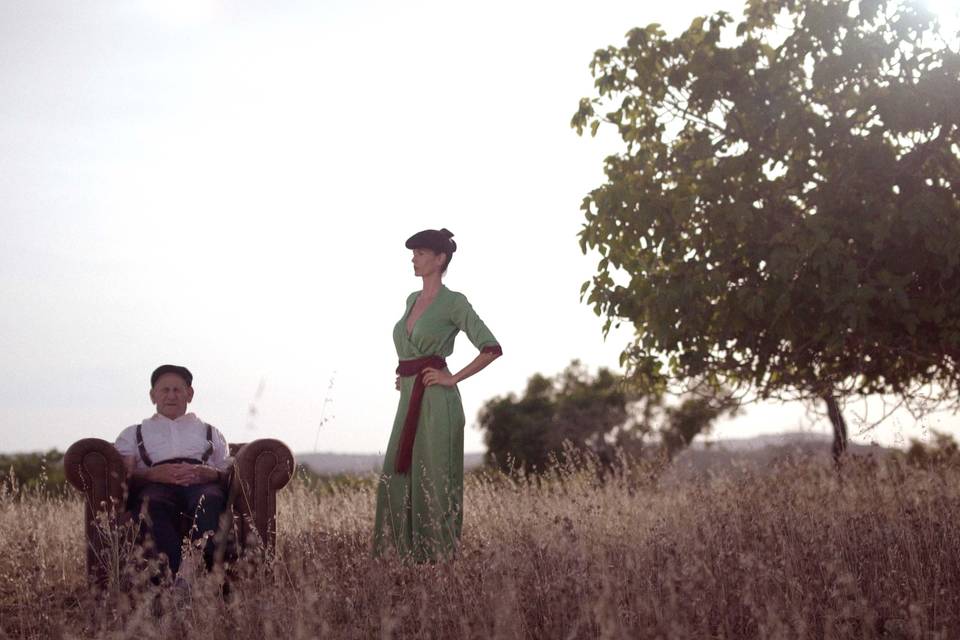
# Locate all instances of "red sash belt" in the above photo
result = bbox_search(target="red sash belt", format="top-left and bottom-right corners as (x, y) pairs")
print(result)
(394, 355), (447, 474)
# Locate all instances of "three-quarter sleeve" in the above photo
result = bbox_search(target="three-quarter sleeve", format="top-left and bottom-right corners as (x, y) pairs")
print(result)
(451, 292), (502, 355)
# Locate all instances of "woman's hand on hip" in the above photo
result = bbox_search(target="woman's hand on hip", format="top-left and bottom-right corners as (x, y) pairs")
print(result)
(422, 368), (456, 387)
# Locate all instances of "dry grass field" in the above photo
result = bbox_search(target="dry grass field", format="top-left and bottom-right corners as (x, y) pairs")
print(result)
(1, 455), (959, 639)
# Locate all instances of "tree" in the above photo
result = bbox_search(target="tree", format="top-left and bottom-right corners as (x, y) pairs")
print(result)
(572, 0), (960, 459)
(479, 372), (563, 472)
(478, 361), (733, 472)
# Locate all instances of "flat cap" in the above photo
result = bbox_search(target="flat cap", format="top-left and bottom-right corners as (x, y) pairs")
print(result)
(150, 364), (193, 387)
(405, 228), (456, 255)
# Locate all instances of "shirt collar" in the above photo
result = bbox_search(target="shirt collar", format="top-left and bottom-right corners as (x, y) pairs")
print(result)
(145, 412), (202, 425)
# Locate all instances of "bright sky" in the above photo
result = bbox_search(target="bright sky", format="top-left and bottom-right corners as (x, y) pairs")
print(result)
(1, 0), (957, 456)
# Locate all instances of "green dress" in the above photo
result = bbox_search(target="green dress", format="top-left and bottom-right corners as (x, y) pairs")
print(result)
(373, 285), (500, 562)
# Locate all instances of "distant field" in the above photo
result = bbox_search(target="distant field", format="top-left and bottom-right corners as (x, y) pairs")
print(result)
(294, 432), (878, 476)
(296, 451), (485, 475)
(2, 454), (958, 639)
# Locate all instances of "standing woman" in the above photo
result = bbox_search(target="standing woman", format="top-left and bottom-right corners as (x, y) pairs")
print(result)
(373, 228), (502, 562)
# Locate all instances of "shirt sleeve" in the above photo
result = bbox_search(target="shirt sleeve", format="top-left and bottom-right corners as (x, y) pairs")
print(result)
(114, 425), (141, 462)
(208, 426), (232, 471)
(451, 292), (502, 354)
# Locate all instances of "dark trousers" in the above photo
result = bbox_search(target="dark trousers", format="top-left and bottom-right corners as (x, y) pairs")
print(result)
(130, 481), (228, 577)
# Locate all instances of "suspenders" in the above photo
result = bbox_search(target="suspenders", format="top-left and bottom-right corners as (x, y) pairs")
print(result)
(135, 422), (214, 467)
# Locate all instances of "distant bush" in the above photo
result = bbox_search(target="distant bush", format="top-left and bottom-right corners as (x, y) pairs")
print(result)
(902, 430), (960, 469)
(0, 449), (67, 495)
(478, 360), (736, 473)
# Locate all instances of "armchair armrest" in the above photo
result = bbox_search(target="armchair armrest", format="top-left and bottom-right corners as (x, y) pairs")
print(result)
(64, 438), (128, 585)
(64, 438), (127, 507)
(230, 438), (295, 551)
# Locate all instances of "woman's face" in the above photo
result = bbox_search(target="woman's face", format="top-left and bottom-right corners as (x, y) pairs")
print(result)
(411, 248), (445, 277)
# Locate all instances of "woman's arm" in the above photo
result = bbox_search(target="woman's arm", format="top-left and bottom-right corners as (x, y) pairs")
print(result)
(422, 350), (500, 387)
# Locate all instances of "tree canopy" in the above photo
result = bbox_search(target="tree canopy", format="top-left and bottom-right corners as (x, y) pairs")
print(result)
(572, 0), (960, 448)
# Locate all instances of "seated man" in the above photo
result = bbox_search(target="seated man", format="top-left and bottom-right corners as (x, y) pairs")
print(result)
(115, 364), (231, 581)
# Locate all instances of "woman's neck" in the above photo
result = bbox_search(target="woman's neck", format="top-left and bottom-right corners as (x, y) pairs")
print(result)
(420, 274), (443, 298)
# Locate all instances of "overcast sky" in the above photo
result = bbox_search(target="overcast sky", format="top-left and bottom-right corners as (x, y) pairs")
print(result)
(2, 0), (957, 456)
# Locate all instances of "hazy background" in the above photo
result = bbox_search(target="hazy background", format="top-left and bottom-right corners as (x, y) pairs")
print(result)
(2, 0), (957, 455)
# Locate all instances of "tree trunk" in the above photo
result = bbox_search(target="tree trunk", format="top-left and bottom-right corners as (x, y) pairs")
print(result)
(824, 395), (848, 464)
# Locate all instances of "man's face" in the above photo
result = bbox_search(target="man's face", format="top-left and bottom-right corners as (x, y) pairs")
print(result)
(149, 373), (194, 420)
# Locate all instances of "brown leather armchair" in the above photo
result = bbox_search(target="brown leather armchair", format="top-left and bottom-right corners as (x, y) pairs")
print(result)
(64, 437), (295, 586)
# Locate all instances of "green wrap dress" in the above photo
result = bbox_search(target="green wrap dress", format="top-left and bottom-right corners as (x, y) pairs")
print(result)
(373, 285), (500, 562)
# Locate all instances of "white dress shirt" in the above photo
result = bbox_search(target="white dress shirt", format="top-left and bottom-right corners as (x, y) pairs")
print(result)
(115, 413), (231, 471)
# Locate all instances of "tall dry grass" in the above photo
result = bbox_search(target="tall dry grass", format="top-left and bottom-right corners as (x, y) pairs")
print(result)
(1, 455), (959, 639)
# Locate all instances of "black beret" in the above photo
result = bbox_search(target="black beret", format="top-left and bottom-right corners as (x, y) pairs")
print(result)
(150, 364), (193, 387)
(405, 228), (457, 255)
